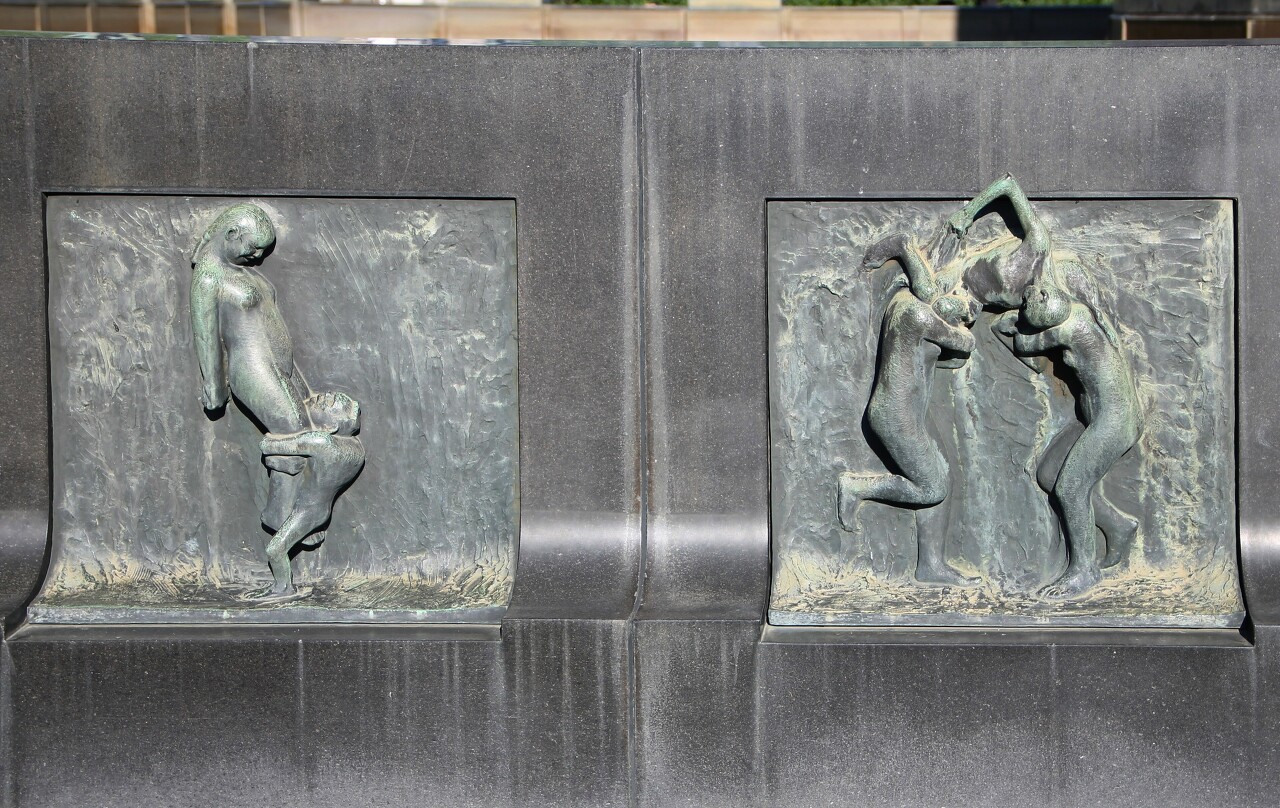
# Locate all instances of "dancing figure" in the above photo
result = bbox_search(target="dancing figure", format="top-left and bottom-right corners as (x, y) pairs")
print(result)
(993, 284), (1143, 598)
(839, 233), (980, 586)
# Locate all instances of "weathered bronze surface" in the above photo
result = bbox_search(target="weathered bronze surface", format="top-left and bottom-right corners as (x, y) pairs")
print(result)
(191, 203), (368, 604)
(34, 196), (519, 624)
(768, 179), (1242, 627)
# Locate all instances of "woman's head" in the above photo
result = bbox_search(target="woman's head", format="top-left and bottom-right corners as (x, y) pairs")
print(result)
(193, 203), (276, 268)
(1023, 283), (1071, 329)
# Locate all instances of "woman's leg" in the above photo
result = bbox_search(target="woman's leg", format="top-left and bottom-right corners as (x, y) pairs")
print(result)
(843, 423), (950, 509)
(1041, 419), (1132, 598)
(1036, 421), (1085, 495)
(838, 415), (949, 543)
(1095, 485), (1139, 568)
(233, 364), (310, 531)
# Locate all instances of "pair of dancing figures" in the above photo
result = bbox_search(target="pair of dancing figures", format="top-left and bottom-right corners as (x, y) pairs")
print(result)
(837, 174), (1145, 600)
(190, 203), (366, 604)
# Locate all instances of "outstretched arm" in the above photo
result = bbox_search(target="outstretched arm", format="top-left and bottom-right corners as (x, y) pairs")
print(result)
(261, 432), (326, 457)
(1014, 322), (1069, 355)
(991, 311), (1046, 372)
(948, 173), (1051, 253)
(191, 273), (229, 410)
(923, 315), (976, 355)
(863, 233), (943, 303)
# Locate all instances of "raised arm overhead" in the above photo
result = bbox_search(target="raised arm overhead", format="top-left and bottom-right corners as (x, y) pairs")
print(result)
(948, 173), (1051, 254)
(863, 232), (945, 303)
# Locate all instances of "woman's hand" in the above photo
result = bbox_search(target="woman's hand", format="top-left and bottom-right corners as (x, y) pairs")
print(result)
(202, 384), (229, 411)
(992, 310), (1020, 338)
(862, 234), (904, 270)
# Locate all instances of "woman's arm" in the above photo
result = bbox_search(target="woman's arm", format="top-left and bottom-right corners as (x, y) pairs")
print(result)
(991, 311), (1047, 372)
(260, 433), (325, 457)
(863, 233), (943, 303)
(948, 173), (1051, 253)
(191, 272), (229, 410)
(1014, 322), (1069, 355)
(923, 316), (976, 355)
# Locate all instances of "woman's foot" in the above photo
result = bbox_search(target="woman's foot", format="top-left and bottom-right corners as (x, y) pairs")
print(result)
(915, 561), (979, 588)
(837, 473), (880, 532)
(245, 585), (310, 605)
(1039, 565), (1101, 600)
(1100, 518), (1138, 569)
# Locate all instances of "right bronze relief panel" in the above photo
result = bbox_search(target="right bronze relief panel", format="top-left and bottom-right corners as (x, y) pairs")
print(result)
(767, 177), (1243, 628)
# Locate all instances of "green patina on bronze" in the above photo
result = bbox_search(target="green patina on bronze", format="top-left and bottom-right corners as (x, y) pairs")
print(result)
(769, 177), (1242, 627)
(191, 203), (367, 603)
(34, 195), (518, 624)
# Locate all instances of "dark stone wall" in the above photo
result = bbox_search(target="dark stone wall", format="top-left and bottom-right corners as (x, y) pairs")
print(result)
(1112, 0), (1277, 16)
(3, 37), (1280, 807)
(0, 38), (645, 623)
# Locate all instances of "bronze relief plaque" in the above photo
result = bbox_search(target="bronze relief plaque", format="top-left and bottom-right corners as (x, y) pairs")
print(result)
(768, 184), (1242, 628)
(35, 195), (519, 624)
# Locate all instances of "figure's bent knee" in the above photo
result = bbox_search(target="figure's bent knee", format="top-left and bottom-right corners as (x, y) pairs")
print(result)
(918, 477), (949, 507)
(1054, 475), (1095, 506)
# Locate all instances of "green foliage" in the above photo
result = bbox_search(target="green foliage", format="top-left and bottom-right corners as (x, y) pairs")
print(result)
(954, 0), (1110, 5)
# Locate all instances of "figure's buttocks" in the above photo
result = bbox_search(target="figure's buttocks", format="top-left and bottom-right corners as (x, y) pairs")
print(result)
(961, 239), (1042, 310)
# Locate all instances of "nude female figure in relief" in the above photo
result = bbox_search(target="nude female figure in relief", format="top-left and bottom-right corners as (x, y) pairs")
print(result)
(191, 203), (313, 533)
(839, 233), (981, 586)
(191, 202), (365, 601)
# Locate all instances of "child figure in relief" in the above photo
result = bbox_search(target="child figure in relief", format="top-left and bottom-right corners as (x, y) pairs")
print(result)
(256, 391), (367, 603)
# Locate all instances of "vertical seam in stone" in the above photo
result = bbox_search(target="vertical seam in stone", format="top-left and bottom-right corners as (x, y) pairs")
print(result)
(26, 36), (55, 633)
(22, 39), (34, 206)
(0, 636), (12, 808)
(626, 44), (648, 808)
(296, 638), (307, 795)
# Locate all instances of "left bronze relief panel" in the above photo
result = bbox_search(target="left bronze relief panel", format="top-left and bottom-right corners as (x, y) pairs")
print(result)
(33, 196), (519, 624)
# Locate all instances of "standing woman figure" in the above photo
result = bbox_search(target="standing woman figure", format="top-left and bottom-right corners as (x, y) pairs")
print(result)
(190, 203), (314, 533)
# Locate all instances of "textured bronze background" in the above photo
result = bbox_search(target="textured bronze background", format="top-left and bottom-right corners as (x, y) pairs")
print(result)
(35, 195), (519, 623)
(768, 199), (1242, 627)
